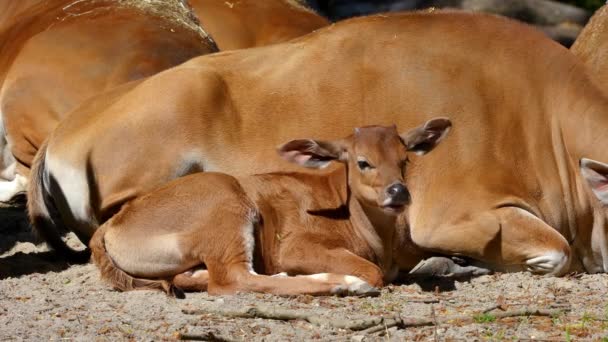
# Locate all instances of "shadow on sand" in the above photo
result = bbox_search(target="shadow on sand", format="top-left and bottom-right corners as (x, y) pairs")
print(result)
(0, 202), (75, 279)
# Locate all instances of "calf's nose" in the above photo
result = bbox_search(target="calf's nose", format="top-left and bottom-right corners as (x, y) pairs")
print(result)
(386, 183), (410, 205)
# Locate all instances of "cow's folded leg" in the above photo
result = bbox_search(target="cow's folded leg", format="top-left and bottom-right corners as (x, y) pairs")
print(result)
(409, 256), (492, 277)
(0, 174), (27, 203)
(410, 207), (571, 275)
(173, 268), (209, 292)
(205, 262), (379, 297)
(279, 245), (385, 287)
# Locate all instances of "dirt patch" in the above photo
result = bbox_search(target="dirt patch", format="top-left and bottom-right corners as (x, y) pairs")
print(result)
(1, 208), (607, 340)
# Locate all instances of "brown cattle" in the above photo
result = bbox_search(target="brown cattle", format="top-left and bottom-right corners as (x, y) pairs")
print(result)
(190, 0), (329, 50)
(0, 1), (42, 34)
(0, 0), (216, 202)
(90, 121), (451, 296)
(571, 4), (608, 90)
(0, 0), (327, 203)
(30, 11), (608, 274)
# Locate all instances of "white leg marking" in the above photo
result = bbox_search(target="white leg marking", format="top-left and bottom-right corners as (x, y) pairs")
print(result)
(308, 273), (330, 281)
(270, 272), (288, 278)
(192, 269), (209, 278)
(0, 173), (27, 202)
(0, 112), (18, 182)
(0, 160), (16, 181)
(297, 273), (379, 296)
(526, 251), (569, 275)
(333, 275), (378, 296)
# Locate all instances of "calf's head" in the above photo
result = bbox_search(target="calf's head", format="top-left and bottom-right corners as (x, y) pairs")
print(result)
(278, 118), (452, 215)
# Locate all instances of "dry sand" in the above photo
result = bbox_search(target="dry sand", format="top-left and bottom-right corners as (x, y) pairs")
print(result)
(1, 207), (607, 341)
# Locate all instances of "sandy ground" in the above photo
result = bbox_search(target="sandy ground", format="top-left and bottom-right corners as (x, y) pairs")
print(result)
(1, 207), (607, 341)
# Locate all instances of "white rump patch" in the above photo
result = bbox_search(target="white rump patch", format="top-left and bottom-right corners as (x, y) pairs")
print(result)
(45, 152), (95, 235)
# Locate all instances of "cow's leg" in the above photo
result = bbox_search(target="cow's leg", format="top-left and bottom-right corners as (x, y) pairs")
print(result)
(203, 261), (379, 297)
(410, 207), (571, 275)
(173, 268), (210, 292)
(0, 173), (27, 202)
(279, 243), (385, 287)
(408, 256), (492, 277)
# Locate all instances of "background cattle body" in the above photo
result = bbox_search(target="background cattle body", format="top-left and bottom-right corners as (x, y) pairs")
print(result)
(190, 0), (329, 50)
(0, 0), (326, 203)
(571, 3), (608, 90)
(30, 12), (608, 275)
(0, 0), (216, 201)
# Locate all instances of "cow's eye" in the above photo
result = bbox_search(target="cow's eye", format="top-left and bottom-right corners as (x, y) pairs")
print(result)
(357, 159), (374, 171)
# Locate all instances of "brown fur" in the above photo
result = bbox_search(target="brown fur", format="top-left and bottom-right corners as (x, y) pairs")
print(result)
(571, 4), (608, 91)
(89, 223), (174, 294)
(0, 0), (216, 183)
(91, 124), (446, 296)
(189, 0), (328, 50)
(38, 11), (608, 274)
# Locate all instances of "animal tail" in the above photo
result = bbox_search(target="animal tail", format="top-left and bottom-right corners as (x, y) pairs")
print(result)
(90, 224), (184, 298)
(27, 139), (90, 263)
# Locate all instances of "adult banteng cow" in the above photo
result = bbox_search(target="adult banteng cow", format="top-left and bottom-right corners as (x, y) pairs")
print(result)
(571, 3), (608, 90)
(0, 0), (217, 202)
(0, 0), (327, 203)
(30, 11), (608, 274)
(190, 0), (329, 50)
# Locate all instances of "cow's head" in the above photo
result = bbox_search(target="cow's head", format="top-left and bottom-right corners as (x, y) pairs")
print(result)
(278, 118), (452, 215)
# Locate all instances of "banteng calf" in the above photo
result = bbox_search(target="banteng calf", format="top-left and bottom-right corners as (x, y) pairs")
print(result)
(90, 118), (451, 296)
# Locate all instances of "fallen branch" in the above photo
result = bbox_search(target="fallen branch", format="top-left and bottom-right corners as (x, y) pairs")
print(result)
(182, 305), (569, 335)
(178, 331), (237, 342)
(362, 307), (568, 335)
(182, 306), (384, 330)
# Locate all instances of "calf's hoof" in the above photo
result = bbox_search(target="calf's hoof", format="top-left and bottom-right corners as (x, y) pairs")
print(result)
(332, 276), (381, 297)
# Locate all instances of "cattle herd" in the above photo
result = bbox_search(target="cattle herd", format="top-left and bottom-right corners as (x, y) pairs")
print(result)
(1, 0), (608, 298)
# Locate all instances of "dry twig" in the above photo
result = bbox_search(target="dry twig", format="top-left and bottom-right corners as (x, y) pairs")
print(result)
(182, 306), (384, 330)
(182, 305), (569, 335)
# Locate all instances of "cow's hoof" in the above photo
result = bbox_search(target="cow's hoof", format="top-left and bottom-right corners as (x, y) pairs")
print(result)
(525, 251), (569, 275)
(409, 257), (491, 277)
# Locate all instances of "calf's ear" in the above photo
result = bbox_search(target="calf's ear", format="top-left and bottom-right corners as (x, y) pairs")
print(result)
(401, 117), (452, 155)
(580, 158), (608, 205)
(277, 139), (346, 169)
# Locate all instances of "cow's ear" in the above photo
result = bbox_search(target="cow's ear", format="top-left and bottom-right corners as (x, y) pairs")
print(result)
(278, 139), (347, 169)
(401, 117), (452, 155)
(581, 158), (608, 205)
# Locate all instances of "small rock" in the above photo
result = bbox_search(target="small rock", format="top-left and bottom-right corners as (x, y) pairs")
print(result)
(351, 335), (365, 342)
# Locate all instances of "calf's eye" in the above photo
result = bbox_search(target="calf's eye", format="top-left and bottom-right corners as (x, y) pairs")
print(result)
(357, 160), (373, 171)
